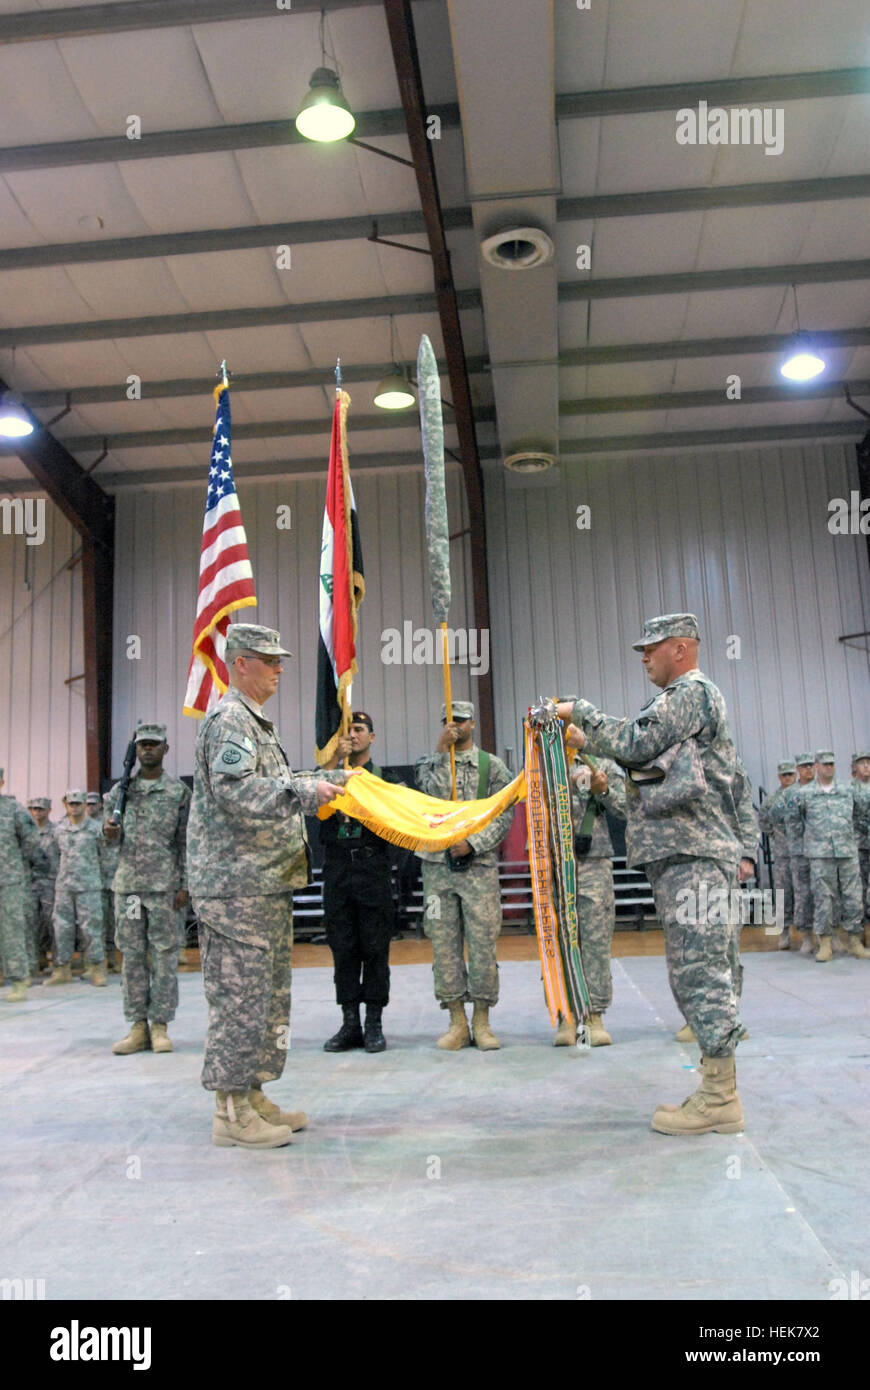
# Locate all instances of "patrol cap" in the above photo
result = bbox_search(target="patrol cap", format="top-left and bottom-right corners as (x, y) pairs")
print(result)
(135, 721), (167, 742)
(64, 788), (85, 803)
(28, 796), (51, 810)
(794, 752), (815, 766)
(85, 792), (102, 805)
(631, 612), (700, 651)
(853, 750), (870, 762)
(226, 623), (292, 658)
(777, 760), (796, 774)
(441, 700), (475, 721)
(350, 711), (374, 731)
(814, 749), (835, 764)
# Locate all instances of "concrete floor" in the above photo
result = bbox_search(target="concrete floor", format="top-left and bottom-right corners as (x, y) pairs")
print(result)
(1, 950), (868, 1301)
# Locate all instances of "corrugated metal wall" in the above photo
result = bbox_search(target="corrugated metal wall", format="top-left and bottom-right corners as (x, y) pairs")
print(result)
(111, 467), (474, 777)
(0, 498), (86, 808)
(485, 442), (870, 795)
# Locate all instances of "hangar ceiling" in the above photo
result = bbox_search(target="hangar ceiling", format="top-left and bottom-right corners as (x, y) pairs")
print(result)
(0, 0), (869, 494)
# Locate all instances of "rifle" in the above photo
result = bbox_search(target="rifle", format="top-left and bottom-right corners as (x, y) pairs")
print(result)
(109, 736), (138, 826)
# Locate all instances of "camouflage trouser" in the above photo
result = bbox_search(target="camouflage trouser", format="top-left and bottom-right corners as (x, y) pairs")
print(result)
(859, 846), (869, 915)
(421, 860), (501, 1007)
(115, 891), (179, 1024)
(53, 887), (104, 966)
(790, 855), (813, 933)
(0, 879), (31, 982)
(197, 893), (294, 1092)
(575, 857), (615, 1013)
(176, 908), (187, 954)
(808, 856), (864, 937)
(645, 856), (742, 1058)
(771, 855), (794, 924)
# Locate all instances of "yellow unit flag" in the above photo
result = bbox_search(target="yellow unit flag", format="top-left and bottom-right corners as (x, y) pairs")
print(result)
(318, 766), (526, 852)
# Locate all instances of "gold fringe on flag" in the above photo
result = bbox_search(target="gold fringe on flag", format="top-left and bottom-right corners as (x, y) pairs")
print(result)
(318, 766), (526, 851)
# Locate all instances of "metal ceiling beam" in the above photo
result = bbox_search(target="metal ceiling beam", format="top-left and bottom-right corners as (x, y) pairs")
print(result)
(0, 0), (386, 44)
(383, 0), (495, 751)
(47, 406), (496, 454)
(0, 374), (114, 785)
(4, 174), (870, 274)
(18, 332), (870, 409)
(0, 290), (481, 349)
(3, 67), (866, 172)
(5, 257), (870, 350)
(559, 380), (870, 416)
(559, 422), (862, 454)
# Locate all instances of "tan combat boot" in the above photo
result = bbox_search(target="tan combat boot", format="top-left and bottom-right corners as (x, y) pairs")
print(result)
(675, 1022), (696, 1042)
(841, 930), (870, 959)
(44, 964), (73, 986)
(112, 1021), (150, 1055)
(815, 935), (833, 963)
(5, 979), (29, 1002)
(86, 963), (107, 987)
(553, 1011), (577, 1046)
(799, 933), (817, 957)
(248, 1087), (308, 1131)
(587, 1012), (612, 1046)
(212, 1090), (293, 1149)
(150, 1022), (173, 1053)
(436, 1000), (471, 1050)
(778, 928), (791, 951)
(652, 1054), (744, 1135)
(471, 1003), (501, 1051)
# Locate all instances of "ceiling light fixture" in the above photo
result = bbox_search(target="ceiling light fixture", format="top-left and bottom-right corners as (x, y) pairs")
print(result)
(0, 396), (34, 439)
(295, 66), (355, 142)
(780, 285), (826, 382)
(374, 365), (416, 410)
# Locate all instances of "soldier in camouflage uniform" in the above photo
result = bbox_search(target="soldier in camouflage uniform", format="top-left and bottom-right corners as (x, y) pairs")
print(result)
(0, 768), (48, 1001)
(853, 750), (870, 941)
(557, 613), (746, 1136)
(103, 722), (191, 1055)
(792, 750), (870, 963)
(26, 797), (59, 974)
(187, 624), (351, 1150)
(556, 753), (626, 1048)
(87, 792), (119, 972)
(758, 761), (796, 950)
(776, 753), (817, 954)
(415, 700), (514, 1051)
(45, 790), (107, 987)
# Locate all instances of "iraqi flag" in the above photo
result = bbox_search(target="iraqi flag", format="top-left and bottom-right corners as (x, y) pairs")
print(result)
(315, 389), (365, 764)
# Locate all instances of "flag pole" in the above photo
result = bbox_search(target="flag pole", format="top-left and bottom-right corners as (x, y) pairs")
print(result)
(335, 357), (352, 763)
(441, 623), (457, 798)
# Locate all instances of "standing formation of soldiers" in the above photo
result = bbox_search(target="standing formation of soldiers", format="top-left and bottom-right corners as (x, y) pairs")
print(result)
(761, 750), (870, 961)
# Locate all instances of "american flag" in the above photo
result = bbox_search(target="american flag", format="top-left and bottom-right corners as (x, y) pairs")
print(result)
(182, 380), (257, 718)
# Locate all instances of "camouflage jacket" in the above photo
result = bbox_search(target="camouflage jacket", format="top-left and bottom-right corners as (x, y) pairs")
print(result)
(792, 781), (870, 859)
(99, 835), (121, 890)
(570, 755), (626, 859)
(570, 670), (740, 870)
(414, 744), (514, 865)
(758, 786), (790, 860)
(55, 816), (104, 892)
(103, 772), (191, 893)
(854, 780), (870, 850)
(32, 820), (60, 888)
(188, 687), (347, 897)
(0, 794), (48, 887)
(733, 759), (760, 862)
(778, 781), (811, 856)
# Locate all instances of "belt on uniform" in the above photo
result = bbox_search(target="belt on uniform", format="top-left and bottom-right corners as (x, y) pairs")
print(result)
(331, 844), (384, 863)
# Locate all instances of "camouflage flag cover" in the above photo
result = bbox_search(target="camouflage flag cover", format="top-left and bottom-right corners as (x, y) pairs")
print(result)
(417, 335), (451, 624)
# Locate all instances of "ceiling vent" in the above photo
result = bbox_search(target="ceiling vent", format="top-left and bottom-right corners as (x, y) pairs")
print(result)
(503, 450), (555, 474)
(481, 226), (554, 271)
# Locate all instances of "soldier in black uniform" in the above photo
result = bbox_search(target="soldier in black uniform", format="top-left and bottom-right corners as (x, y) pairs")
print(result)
(320, 712), (401, 1053)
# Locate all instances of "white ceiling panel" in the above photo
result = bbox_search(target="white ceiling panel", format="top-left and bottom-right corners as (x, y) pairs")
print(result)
(601, 0), (744, 87)
(555, 119), (602, 197)
(113, 332), (239, 382)
(163, 248), (285, 312)
(663, 399), (838, 432)
(0, 266), (96, 325)
(826, 96), (870, 175)
(5, 165), (151, 243)
(0, 177), (50, 249)
(234, 386), (331, 424)
(200, 324), (317, 374)
(563, 410), (670, 439)
(118, 154), (258, 233)
(578, 213), (704, 278)
(708, 101), (848, 184)
(774, 283), (870, 331)
(694, 205), (815, 270)
(566, 361), (680, 396)
(0, 42), (98, 144)
(9, 340), (142, 388)
(65, 259), (193, 317)
(597, 114), (718, 195)
(579, 295), (690, 347)
(58, 28), (222, 135)
(554, 1), (608, 94)
(0, 454), (34, 481)
(731, 0), (870, 75)
(789, 198), (870, 263)
(680, 286), (789, 337)
(233, 145), (387, 225)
